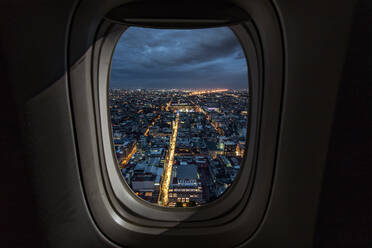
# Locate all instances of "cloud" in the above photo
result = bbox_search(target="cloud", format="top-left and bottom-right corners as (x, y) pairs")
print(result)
(110, 27), (248, 89)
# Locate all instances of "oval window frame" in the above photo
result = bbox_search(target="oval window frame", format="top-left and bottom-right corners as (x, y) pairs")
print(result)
(67, 0), (284, 246)
(98, 22), (258, 223)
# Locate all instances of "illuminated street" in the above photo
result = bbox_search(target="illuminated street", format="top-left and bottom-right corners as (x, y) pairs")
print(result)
(190, 99), (224, 135)
(159, 111), (179, 206)
(189, 89), (228, 96)
(120, 98), (173, 169)
(120, 144), (137, 169)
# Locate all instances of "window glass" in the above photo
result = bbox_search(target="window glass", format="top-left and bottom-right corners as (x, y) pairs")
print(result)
(109, 27), (249, 207)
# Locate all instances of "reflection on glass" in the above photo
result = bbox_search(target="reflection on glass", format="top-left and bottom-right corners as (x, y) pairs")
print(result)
(109, 27), (249, 207)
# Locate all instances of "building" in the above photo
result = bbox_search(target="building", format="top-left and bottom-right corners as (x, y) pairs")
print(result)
(168, 164), (202, 207)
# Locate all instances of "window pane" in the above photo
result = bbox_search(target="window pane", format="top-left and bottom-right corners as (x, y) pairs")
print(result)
(109, 27), (249, 207)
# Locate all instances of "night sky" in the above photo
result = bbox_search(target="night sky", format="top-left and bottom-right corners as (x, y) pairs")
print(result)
(110, 27), (248, 89)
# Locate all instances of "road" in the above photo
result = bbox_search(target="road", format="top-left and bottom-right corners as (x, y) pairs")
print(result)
(120, 98), (172, 168)
(158, 112), (179, 206)
(120, 144), (137, 169)
(190, 99), (224, 135)
(189, 88), (228, 96)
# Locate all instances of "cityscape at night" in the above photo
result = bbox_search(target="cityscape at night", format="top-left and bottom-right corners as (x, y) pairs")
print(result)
(109, 88), (249, 207)
(109, 26), (249, 207)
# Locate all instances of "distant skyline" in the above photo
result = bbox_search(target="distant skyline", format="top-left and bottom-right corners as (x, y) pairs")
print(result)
(110, 27), (248, 89)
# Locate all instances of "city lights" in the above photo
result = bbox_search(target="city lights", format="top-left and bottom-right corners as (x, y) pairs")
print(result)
(110, 89), (249, 207)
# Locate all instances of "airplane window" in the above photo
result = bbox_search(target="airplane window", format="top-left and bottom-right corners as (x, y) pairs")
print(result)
(109, 27), (249, 207)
